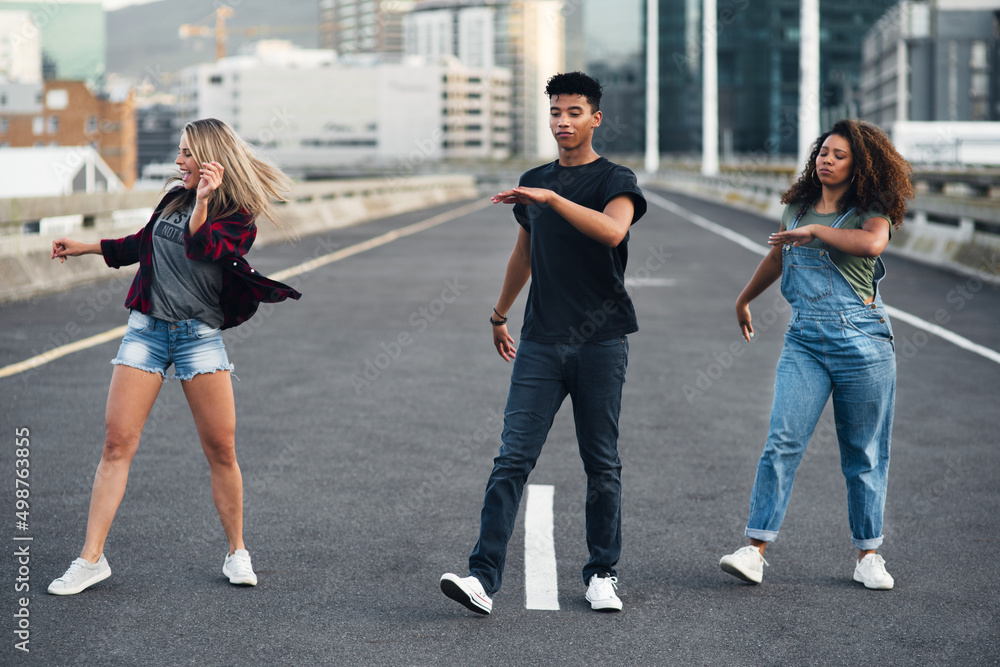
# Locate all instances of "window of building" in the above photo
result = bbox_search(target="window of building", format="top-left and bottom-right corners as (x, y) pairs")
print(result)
(0, 94), (6, 107)
(209, 75), (224, 85)
(46, 89), (69, 110)
(971, 41), (988, 69)
(0, 118), (6, 133)
(48, 116), (59, 134)
(32, 117), (44, 135)
(87, 116), (98, 133)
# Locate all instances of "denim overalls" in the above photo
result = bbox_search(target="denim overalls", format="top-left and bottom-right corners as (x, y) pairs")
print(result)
(746, 206), (896, 550)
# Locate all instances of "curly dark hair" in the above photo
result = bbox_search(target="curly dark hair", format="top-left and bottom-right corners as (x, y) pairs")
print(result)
(544, 71), (603, 113)
(782, 119), (914, 229)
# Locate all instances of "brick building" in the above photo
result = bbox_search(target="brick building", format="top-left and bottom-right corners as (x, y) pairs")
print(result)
(0, 81), (136, 188)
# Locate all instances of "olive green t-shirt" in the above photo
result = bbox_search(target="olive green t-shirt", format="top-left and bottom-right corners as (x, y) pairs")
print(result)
(780, 204), (891, 302)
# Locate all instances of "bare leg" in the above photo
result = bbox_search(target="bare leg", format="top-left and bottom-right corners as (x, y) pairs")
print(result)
(181, 370), (244, 554)
(80, 365), (163, 563)
(750, 538), (767, 554)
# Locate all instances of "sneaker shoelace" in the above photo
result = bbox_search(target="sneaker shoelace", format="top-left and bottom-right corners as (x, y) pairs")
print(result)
(736, 546), (769, 567)
(56, 559), (86, 585)
(592, 576), (618, 598)
(228, 554), (253, 578)
(864, 554), (887, 573)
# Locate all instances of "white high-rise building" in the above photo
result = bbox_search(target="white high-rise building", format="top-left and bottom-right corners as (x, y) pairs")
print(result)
(176, 41), (511, 174)
(0, 10), (42, 83)
(318, 0), (415, 56)
(405, 0), (564, 159)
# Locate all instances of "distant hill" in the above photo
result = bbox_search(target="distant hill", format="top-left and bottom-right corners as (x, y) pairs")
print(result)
(106, 0), (319, 83)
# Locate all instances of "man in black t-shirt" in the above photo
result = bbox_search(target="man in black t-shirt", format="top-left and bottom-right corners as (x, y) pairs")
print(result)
(440, 72), (647, 615)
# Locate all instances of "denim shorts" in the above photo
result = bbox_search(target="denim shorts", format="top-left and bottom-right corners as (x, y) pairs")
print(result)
(112, 310), (233, 381)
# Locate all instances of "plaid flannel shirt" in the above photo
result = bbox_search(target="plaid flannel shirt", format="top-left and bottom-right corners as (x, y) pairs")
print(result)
(101, 188), (302, 329)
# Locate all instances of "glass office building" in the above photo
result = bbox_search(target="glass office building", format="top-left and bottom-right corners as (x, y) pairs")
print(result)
(571, 0), (901, 157)
(566, 0), (647, 155)
(657, 0), (899, 156)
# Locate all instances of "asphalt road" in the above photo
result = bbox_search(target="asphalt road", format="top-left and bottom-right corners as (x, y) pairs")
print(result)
(1, 187), (998, 666)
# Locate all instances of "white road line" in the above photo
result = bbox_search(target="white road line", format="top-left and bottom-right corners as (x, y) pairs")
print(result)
(0, 199), (490, 380)
(0, 326), (128, 380)
(524, 483), (559, 611)
(624, 277), (678, 287)
(647, 191), (1000, 366)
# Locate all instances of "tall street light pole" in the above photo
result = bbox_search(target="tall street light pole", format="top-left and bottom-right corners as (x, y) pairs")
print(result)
(798, 0), (821, 171)
(645, 0), (660, 174)
(702, 0), (719, 176)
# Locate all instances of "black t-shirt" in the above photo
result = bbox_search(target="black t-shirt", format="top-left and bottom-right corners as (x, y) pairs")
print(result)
(513, 157), (647, 344)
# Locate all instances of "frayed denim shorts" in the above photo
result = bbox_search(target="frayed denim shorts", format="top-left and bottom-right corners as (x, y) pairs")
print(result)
(112, 310), (234, 381)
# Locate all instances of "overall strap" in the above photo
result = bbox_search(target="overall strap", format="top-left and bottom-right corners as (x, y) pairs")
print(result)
(830, 206), (857, 229)
(787, 204), (809, 230)
(787, 205), (857, 231)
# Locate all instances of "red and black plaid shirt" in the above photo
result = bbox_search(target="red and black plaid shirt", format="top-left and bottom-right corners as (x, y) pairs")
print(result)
(101, 187), (302, 329)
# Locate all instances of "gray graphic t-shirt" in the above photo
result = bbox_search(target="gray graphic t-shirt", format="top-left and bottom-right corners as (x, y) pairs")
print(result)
(148, 205), (225, 328)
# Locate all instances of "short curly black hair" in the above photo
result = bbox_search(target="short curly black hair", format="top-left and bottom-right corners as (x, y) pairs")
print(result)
(544, 71), (603, 113)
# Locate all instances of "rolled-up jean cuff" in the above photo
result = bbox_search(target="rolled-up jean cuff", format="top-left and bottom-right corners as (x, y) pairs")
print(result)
(852, 535), (884, 551)
(745, 528), (778, 542)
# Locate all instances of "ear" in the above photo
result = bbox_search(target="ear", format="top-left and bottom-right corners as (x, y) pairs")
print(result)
(592, 110), (602, 128)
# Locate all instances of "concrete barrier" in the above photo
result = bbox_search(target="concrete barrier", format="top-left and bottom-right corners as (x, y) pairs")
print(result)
(649, 171), (1000, 282)
(0, 175), (479, 304)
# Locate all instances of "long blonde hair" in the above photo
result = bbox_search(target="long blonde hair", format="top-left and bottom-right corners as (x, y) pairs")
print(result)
(166, 118), (293, 232)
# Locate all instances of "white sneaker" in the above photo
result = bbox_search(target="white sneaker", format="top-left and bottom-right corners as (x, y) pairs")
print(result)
(720, 545), (768, 584)
(854, 553), (894, 590)
(440, 573), (492, 615)
(48, 555), (111, 595)
(585, 573), (622, 612)
(223, 549), (258, 586)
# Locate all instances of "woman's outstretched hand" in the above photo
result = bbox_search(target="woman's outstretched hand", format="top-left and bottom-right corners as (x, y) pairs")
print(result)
(769, 225), (815, 247)
(51, 238), (98, 263)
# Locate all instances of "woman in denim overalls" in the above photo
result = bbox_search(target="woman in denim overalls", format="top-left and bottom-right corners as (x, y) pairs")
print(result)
(720, 120), (914, 590)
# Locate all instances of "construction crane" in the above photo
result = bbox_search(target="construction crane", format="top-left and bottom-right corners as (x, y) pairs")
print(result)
(179, 6), (317, 62)
(179, 6), (235, 63)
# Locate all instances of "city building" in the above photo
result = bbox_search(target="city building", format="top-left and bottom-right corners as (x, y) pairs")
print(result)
(0, 1), (105, 83)
(0, 80), (136, 188)
(175, 41), (511, 176)
(442, 64), (513, 159)
(861, 0), (1000, 126)
(658, 0), (899, 156)
(0, 146), (125, 236)
(319, 0), (415, 56)
(0, 9), (41, 83)
(405, 0), (564, 159)
(0, 146), (123, 198)
(565, 0), (646, 155)
(136, 103), (180, 177)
